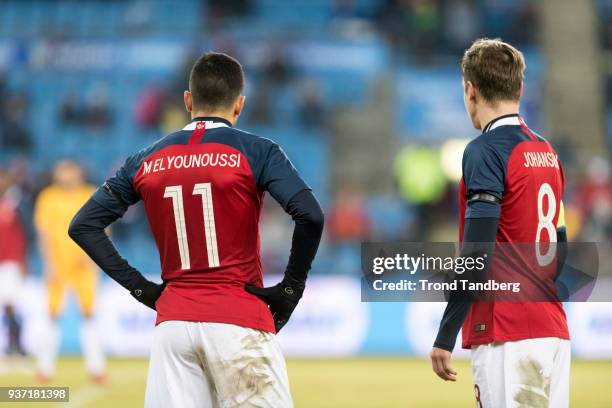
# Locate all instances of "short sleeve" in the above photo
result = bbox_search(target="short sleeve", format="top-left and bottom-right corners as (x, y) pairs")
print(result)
(260, 143), (310, 209)
(462, 141), (504, 219)
(91, 154), (141, 217)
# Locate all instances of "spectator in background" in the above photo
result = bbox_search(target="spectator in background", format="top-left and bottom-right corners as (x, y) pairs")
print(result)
(375, 0), (441, 63)
(58, 85), (113, 131)
(409, 0), (441, 62)
(206, 0), (252, 20)
(480, 0), (538, 44)
(512, 0), (538, 44)
(0, 92), (32, 153)
(34, 161), (105, 383)
(327, 187), (371, 244)
(0, 168), (27, 357)
(7, 156), (37, 208)
(134, 85), (166, 130)
(245, 83), (274, 125)
(246, 47), (293, 126)
(577, 156), (612, 241)
(375, 0), (410, 54)
(84, 84), (113, 130)
(59, 92), (81, 126)
(443, 0), (478, 55)
(298, 80), (327, 129)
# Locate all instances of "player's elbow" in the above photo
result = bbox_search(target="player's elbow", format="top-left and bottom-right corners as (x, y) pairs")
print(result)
(67, 216), (82, 242)
(289, 190), (325, 232)
(305, 204), (325, 234)
(67, 209), (92, 243)
(293, 204), (325, 235)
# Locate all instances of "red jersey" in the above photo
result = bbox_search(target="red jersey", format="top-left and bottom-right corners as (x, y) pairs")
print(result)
(92, 117), (309, 332)
(0, 196), (26, 265)
(458, 114), (569, 348)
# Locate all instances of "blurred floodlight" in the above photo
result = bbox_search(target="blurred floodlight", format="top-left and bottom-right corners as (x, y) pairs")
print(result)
(440, 138), (470, 182)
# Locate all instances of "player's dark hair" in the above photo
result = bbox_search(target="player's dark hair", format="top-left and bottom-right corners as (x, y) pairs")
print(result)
(461, 38), (525, 103)
(189, 52), (244, 111)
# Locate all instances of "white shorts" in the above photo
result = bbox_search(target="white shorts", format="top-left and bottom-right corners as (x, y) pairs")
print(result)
(145, 321), (292, 408)
(471, 337), (570, 408)
(0, 262), (23, 306)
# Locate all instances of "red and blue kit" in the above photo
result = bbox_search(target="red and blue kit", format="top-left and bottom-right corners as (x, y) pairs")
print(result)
(458, 114), (569, 348)
(91, 117), (309, 333)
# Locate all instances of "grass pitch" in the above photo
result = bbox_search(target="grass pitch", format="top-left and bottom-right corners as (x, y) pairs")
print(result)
(0, 357), (610, 407)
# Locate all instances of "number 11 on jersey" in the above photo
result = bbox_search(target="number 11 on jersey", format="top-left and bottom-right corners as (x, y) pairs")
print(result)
(164, 183), (220, 270)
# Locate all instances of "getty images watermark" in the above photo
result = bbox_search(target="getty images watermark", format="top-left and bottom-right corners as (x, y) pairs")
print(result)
(361, 242), (610, 302)
(370, 251), (520, 293)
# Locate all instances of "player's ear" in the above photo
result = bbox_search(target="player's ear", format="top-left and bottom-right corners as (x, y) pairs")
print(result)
(184, 90), (193, 113)
(234, 95), (245, 118)
(466, 81), (477, 102)
(519, 81), (524, 97)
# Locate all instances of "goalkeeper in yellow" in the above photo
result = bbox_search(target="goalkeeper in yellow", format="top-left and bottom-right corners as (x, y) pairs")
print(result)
(34, 160), (105, 382)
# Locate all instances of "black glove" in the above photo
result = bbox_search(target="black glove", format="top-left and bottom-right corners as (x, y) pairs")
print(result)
(131, 276), (166, 310)
(245, 281), (303, 332)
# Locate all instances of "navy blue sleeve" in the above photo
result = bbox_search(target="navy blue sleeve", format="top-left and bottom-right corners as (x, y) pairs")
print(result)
(462, 141), (503, 219)
(259, 143), (310, 210)
(91, 154), (142, 217)
(433, 216), (499, 352)
(68, 198), (148, 291)
(281, 190), (324, 288)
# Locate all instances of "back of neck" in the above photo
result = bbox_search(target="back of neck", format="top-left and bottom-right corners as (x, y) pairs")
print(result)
(191, 111), (235, 126)
(477, 101), (520, 131)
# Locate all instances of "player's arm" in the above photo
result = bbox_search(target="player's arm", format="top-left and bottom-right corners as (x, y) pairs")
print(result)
(245, 143), (324, 332)
(431, 142), (503, 381)
(13, 210), (28, 276)
(68, 156), (164, 310)
(431, 215), (498, 381)
(34, 191), (57, 281)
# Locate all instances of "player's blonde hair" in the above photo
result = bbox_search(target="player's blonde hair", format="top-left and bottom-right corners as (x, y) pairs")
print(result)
(461, 38), (525, 103)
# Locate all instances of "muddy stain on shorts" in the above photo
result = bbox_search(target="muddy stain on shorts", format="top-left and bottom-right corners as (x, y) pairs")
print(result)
(513, 358), (551, 408)
(221, 331), (274, 407)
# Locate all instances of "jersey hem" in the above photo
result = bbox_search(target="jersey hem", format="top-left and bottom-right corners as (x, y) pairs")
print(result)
(462, 330), (570, 349)
(155, 313), (276, 334)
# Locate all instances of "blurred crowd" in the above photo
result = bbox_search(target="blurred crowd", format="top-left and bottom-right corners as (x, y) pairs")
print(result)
(601, 0), (612, 108)
(0, 75), (31, 154)
(0, 0), (609, 370)
(0, 0), (610, 292)
(0, 0), (612, 366)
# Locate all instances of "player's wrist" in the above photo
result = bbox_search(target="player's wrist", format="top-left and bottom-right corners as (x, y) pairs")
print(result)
(130, 276), (165, 310)
(129, 274), (151, 292)
(433, 341), (454, 353)
(278, 279), (304, 302)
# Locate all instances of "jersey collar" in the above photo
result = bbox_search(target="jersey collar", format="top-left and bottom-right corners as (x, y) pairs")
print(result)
(182, 116), (232, 130)
(482, 113), (520, 133)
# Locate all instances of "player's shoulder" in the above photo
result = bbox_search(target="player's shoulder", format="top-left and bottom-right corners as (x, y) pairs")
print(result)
(208, 126), (278, 153)
(124, 130), (191, 170)
(527, 129), (557, 152)
(465, 125), (529, 162)
(203, 126), (285, 172)
(474, 125), (522, 147)
(147, 130), (190, 156)
(464, 130), (503, 161)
